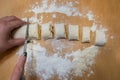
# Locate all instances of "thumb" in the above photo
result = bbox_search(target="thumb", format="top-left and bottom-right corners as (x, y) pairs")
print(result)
(9, 38), (25, 48)
(11, 55), (27, 80)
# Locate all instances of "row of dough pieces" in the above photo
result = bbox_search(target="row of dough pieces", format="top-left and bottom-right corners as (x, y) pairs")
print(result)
(14, 23), (106, 46)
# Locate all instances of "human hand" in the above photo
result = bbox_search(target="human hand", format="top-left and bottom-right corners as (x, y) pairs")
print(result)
(10, 53), (27, 80)
(0, 16), (26, 53)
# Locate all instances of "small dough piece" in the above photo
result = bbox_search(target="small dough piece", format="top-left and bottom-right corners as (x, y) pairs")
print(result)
(41, 23), (52, 39)
(95, 30), (106, 46)
(14, 23), (39, 39)
(29, 23), (40, 39)
(68, 25), (79, 40)
(54, 23), (66, 39)
(82, 27), (90, 42)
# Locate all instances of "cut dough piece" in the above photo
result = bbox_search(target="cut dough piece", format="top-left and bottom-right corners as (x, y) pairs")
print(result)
(68, 25), (79, 40)
(14, 23), (40, 39)
(29, 24), (40, 39)
(82, 27), (90, 42)
(95, 30), (106, 46)
(41, 23), (52, 39)
(54, 23), (66, 39)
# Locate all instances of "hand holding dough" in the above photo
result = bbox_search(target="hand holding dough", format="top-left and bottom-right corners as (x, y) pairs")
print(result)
(14, 23), (40, 39)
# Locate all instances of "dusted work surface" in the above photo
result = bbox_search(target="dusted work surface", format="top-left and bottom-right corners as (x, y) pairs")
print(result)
(0, 0), (120, 80)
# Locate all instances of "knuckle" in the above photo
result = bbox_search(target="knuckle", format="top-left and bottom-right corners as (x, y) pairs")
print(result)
(0, 21), (7, 27)
(10, 15), (17, 19)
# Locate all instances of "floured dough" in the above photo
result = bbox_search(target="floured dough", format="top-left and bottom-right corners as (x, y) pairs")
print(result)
(14, 23), (40, 39)
(54, 23), (66, 39)
(82, 27), (90, 42)
(29, 24), (40, 39)
(68, 25), (79, 40)
(95, 30), (106, 46)
(41, 23), (52, 39)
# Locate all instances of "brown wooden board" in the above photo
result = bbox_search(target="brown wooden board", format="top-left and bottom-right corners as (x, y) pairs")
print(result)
(0, 0), (120, 80)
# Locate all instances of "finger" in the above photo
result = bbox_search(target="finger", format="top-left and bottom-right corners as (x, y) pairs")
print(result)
(8, 19), (26, 31)
(10, 55), (27, 80)
(8, 38), (25, 49)
(1, 16), (18, 22)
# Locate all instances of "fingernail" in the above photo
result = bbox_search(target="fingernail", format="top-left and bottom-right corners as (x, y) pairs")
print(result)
(23, 52), (27, 57)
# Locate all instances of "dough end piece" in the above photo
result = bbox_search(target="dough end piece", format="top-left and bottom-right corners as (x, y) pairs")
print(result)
(95, 30), (106, 46)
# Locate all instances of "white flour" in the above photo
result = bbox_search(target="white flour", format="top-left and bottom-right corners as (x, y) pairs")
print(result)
(22, 0), (95, 23)
(91, 22), (97, 32)
(52, 14), (56, 18)
(17, 41), (99, 80)
(29, 0), (79, 16)
(86, 11), (95, 21)
(72, 46), (99, 77)
(19, 0), (109, 80)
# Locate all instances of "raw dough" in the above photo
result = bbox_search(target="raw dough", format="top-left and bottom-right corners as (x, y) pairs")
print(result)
(95, 30), (106, 46)
(82, 27), (90, 42)
(54, 23), (66, 39)
(68, 25), (79, 40)
(14, 25), (26, 39)
(14, 23), (40, 39)
(41, 23), (52, 39)
(29, 24), (40, 39)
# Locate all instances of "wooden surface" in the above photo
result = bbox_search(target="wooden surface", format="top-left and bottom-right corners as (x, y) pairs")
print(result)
(0, 0), (120, 80)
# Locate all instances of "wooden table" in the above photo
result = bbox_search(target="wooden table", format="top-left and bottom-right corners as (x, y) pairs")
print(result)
(0, 0), (120, 80)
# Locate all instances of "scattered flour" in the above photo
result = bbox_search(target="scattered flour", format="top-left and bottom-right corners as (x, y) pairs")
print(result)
(91, 22), (97, 32)
(86, 11), (95, 21)
(91, 22), (108, 33)
(72, 46), (99, 76)
(22, 0), (95, 23)
(28, 1), (79, 16)
(52, 14), (56, 18)
(18, 0), (108, 79)
(50, 39), (74, 53)
(17, 40), (99, 80)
